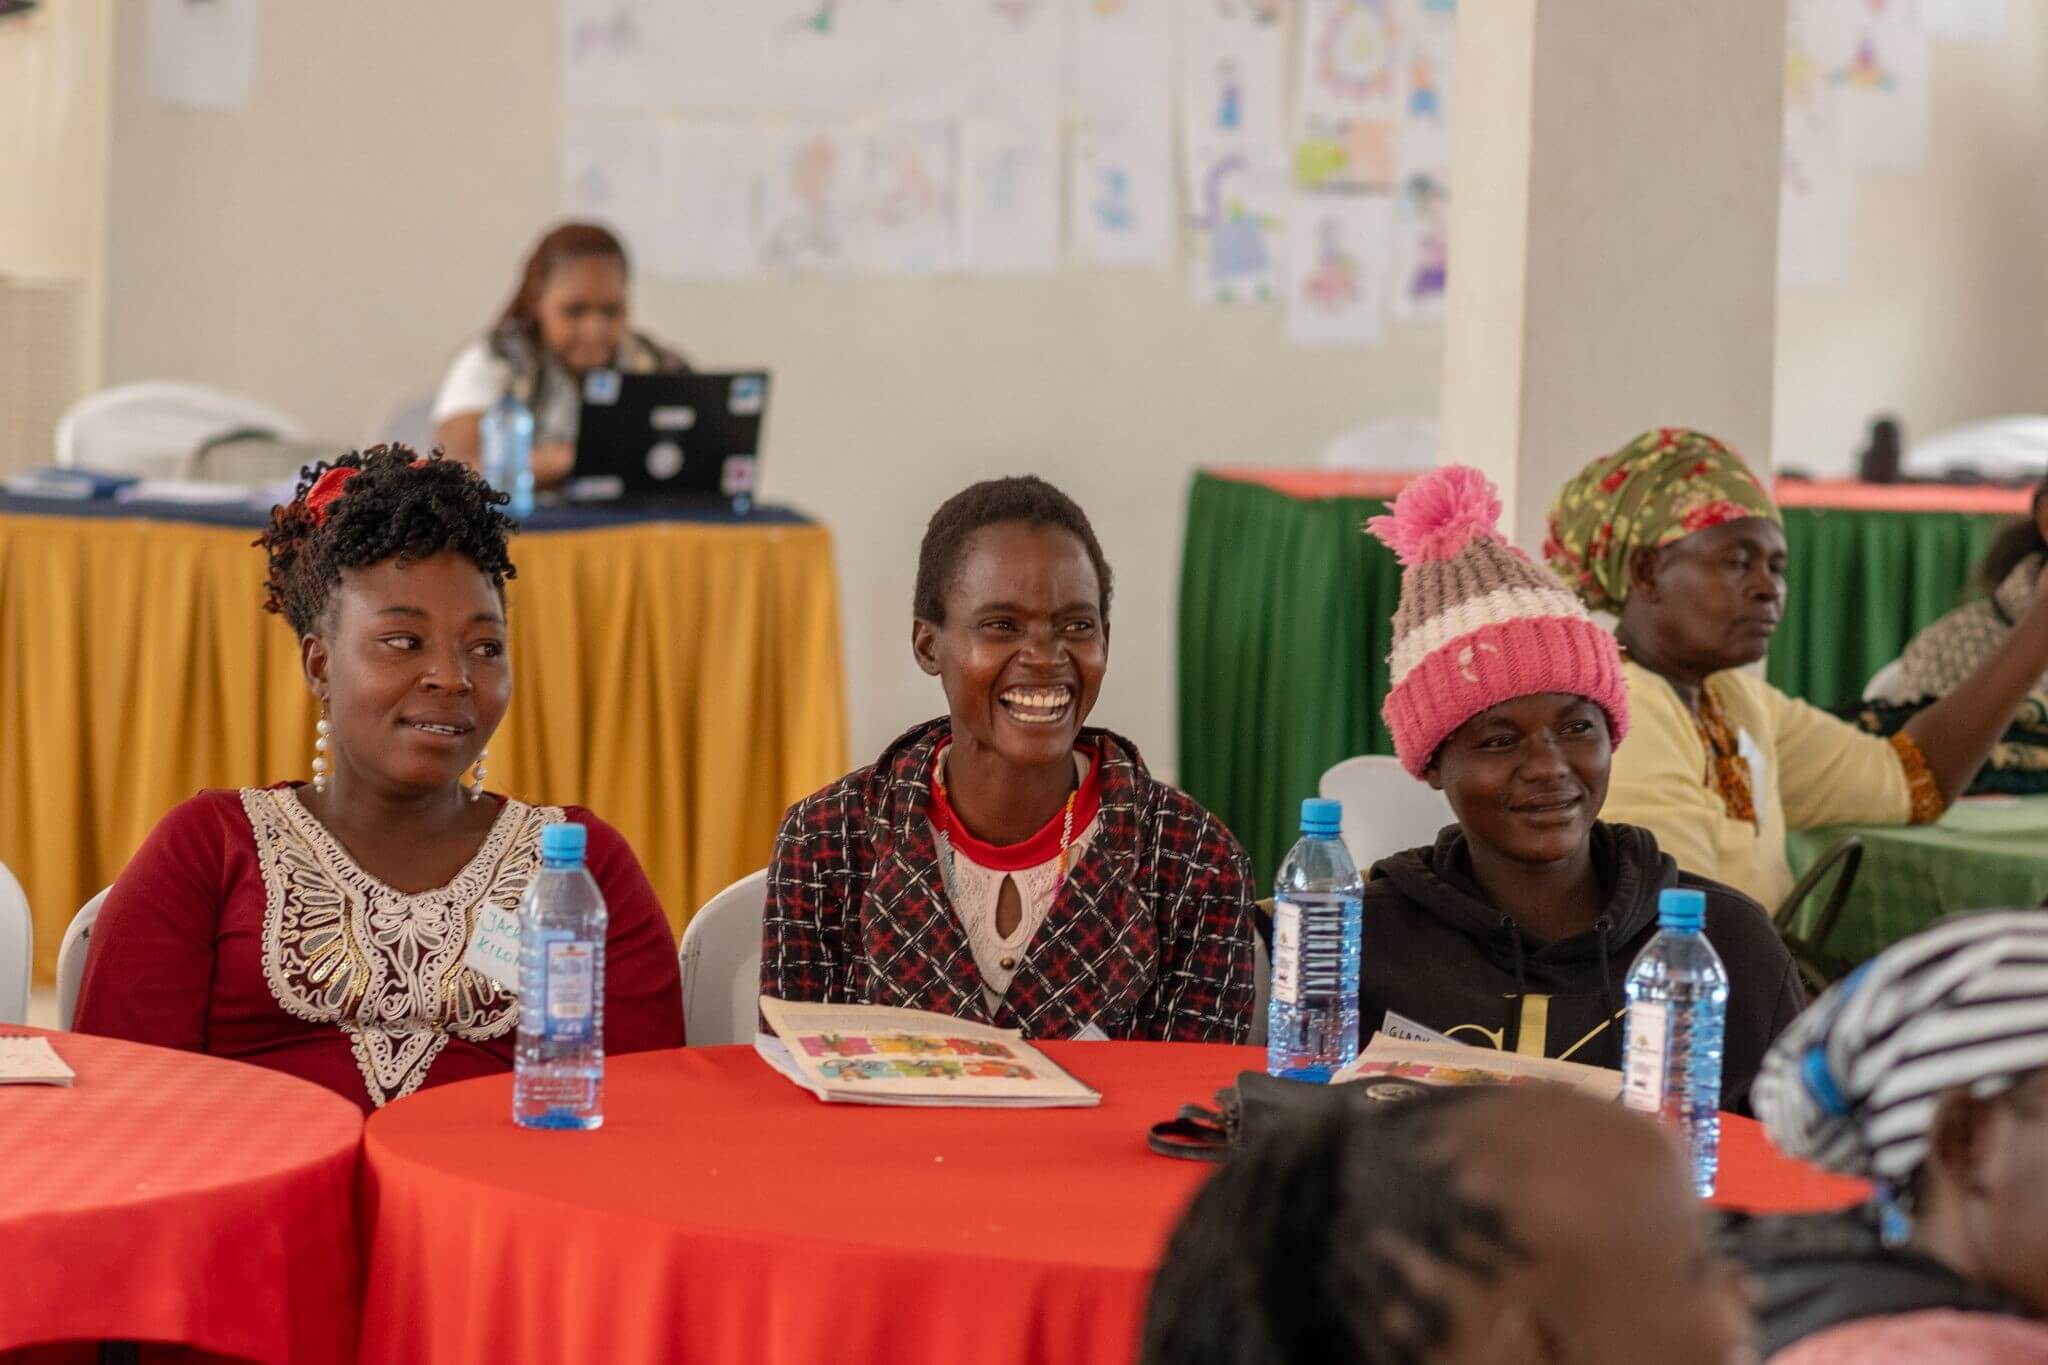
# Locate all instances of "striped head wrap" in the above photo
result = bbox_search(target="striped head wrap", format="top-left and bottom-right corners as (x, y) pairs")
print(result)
(1753, 910), (2048, 1184)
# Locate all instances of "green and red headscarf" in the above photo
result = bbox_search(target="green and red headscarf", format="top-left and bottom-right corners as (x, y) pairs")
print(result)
(1544, 428), (1780, 614)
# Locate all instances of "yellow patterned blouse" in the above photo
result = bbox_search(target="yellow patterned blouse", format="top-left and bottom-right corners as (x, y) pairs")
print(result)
(1602, 660), (1942, 910)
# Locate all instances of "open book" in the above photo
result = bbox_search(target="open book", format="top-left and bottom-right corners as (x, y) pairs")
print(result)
(1333, 1033), (1622, 1103)
(755, 997), (1102, 1108)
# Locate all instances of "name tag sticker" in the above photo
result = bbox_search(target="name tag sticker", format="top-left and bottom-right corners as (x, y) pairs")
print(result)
(651, 405), (698, 431)
(583, 369), (622, 405)
(464, 904), (522, 993)
(1380, 1010), (1455, 1045)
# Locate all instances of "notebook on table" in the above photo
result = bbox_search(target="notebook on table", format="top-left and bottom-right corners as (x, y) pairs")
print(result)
(755, 997), (1101, 1109)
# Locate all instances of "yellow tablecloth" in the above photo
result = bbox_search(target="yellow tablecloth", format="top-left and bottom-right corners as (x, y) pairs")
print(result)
(0, 508), (848, 983)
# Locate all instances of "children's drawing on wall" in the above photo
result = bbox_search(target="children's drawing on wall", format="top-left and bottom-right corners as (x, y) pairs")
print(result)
(1390, 171), (1447, 318)
(1069, 117), (1174, 265)
(1825, 0), (1931, 171)
(1293, 0), (1401, 190)
(1284, 194), (1389, 345)
(1187, 146), (1286, 303)
(960, 114), (1061, 272)
(860, 122), (959, 273)
(759, 129), (859, 272)
(1181, 0), (1292, 144)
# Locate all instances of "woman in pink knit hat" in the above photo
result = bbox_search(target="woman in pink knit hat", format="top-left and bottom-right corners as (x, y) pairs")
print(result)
(1355, 466), (1802, 1113)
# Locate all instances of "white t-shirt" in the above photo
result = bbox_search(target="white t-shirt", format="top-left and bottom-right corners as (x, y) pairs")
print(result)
(430, 340), (584, 447)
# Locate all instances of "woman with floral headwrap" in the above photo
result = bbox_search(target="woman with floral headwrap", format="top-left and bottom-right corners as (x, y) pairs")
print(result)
(1728, 911), (2048, 1362)
(1546, 428), (2048, 910)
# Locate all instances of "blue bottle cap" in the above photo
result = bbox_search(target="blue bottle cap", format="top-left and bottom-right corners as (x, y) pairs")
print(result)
(540, 822), (587, 863)
(1301, 798), (1343, 837)
(1659, 887), (1706, 931)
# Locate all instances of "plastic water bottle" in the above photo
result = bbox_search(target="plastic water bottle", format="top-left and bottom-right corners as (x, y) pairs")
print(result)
(1622, 888), (1729, 1196)
(1267, 798), (1364, 1082)
(514, 823), (607, 1130)
(480, 392), (535, 518)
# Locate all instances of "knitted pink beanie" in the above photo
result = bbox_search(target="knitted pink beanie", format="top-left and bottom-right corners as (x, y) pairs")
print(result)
(1367, 466), (1630, 777)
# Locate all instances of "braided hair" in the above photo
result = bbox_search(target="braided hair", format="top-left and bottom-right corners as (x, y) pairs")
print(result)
(257, 445), (517, 637)
(1140, 1088), (1529, 1365)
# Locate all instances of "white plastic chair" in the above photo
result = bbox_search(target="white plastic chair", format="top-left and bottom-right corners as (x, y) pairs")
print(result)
(55, 888), (108, 1031)
(1863, 658), (1916, 704)
(1901, 416), (2048, 484)
(55, 381), (305, 479)
(0, 861), (30, 1026)
(1319, 417), (1440, 471)
(678, 870), (768, 1047)
(1318, 755), (1456, 874)
(368, 392), (439, 454)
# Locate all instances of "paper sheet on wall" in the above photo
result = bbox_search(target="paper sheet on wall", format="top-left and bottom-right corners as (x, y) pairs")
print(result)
(1827, 0), (1933, 172)
(757, 125), (866, 273)
(560, 116), (669, 267)
(1387, 172), (1447, 318)
(1068, 114), (1178, 266)
(1178, 0), (1294, 146)
(1185, 143), (1288, 302)
(960, 114), (1063, 273)
(1069, 0), (1175, 123)
(1284, 194), (1390, 345)
(1780, 0), (1856, 288)
(146, 0), (258, 111)
(562, 0), (1065, 116)
(1921, 0), (2008, 40)
(858, 122), (961, 274)
(1392, 0), (1456, 184)
(1293, 0), (1402, 190)
(653, 124), (771, 279)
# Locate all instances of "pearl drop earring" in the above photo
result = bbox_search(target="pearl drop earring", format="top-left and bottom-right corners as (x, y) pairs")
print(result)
(312, 715), (331, 794)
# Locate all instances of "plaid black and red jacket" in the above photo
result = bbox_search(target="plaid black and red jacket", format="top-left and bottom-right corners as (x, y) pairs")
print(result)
(761, 718), (1254, 1042)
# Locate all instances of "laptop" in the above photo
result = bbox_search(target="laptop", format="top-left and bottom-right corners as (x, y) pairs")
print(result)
(567, 370), (769, 510)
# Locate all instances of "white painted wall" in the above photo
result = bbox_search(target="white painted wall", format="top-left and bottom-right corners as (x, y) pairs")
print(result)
(1773, 4), (2048, 474)
(98, 1), (1441, 776)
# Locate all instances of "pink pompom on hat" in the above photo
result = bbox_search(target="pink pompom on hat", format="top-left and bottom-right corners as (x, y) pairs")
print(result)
(1367, 465), (1629, 777)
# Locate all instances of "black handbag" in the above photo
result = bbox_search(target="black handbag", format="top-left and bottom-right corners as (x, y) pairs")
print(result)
(1147, 1070), (1351, 1161)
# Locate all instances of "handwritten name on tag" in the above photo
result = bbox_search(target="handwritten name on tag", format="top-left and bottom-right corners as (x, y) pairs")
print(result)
(1380, 1010), (1455, 1045)
(464, 904), (523, 993)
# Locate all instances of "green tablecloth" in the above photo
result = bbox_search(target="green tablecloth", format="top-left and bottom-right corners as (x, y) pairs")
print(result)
(1768, 505), (2008, 708)
(1786, 796), (2048, 965)
(1178, 473), (2021, 886)
(1178, 471), (1401, 886)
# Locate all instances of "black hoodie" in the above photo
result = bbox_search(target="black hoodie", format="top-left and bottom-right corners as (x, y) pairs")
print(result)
(1359, 821), (1804, 1114)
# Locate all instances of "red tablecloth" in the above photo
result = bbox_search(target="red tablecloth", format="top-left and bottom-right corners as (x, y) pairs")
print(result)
(0, 1028), (363, 1362)
(360, 1043), (1865, 1365)
(1206, 467), (2036, 517)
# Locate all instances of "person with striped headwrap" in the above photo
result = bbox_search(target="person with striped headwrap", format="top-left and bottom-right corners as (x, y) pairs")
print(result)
(1726, 911), (2048, 1361)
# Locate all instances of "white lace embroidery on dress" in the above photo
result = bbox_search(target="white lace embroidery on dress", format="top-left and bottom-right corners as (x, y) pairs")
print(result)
(943, 814), (1102, 1010)
(241, 788), (566, 1107)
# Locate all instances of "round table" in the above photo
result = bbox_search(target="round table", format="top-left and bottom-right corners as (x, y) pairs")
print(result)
(1786, 794), (2048, 966)
(0, 1028), (364, 1362)
(361, 1042), (1866, 1365)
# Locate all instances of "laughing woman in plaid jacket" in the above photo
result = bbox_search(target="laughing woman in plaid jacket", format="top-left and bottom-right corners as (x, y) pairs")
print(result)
(761, 477), (1255, 1042)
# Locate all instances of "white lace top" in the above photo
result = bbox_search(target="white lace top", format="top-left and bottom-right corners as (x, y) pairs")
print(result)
(943, 814), (1102, 1012)
(240, 787), (566, 1107)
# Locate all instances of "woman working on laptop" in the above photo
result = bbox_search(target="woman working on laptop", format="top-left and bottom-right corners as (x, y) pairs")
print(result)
(432, 221), (689, 488)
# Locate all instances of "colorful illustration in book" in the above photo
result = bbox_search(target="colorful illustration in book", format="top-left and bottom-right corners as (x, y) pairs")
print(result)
(871, 1033), (956, 1055)
(965, 1061), (1037, 1079)
(943, 1038), (1018, 1058)
(799, 1033), (878, 1058)
(820, 1059), (900, 1082)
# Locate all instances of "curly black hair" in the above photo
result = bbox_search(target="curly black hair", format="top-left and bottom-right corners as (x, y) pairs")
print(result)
(1140, 1088), (1530, 1365)
(913, 476), (1114, 625)
(257, 445), (518, 637)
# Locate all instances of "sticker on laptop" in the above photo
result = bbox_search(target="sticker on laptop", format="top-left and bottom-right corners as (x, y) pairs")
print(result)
(646, 441), (685, 481)
(729, 376), (765, 416)
(651, 405), (697, 431)
(583, 368), (622, 405)
(721, 456), (758, 496)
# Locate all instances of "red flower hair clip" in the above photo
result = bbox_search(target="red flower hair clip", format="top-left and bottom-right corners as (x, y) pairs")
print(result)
(302, 466), (360, 526)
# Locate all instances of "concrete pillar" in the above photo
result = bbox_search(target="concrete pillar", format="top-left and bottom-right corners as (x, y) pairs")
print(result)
(1440, 0), (1788, 545)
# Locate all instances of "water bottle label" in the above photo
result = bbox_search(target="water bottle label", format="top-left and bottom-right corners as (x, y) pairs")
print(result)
(1622, 1000), (1669, 1114)
(544, 939), (596, 1043)
(1271, 903), (1302, 1006)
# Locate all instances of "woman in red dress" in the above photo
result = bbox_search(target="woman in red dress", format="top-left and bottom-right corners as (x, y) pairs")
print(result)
(73, 447), (683, 1111)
